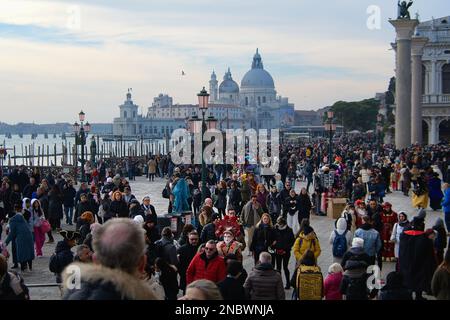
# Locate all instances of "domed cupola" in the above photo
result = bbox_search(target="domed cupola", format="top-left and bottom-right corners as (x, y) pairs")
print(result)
(219, 68), (240, 94)
(241, 48), (275, 89)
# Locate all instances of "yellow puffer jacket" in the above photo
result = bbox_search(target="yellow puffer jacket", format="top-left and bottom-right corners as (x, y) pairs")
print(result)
(293, 231), (321, 261)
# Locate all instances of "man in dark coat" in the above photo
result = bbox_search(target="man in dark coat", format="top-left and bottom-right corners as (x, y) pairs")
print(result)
(177, 231), (199, 294)
(399, 216), (437, 300)
(22, 177), (37, 200)
(218, 260), (247, 300)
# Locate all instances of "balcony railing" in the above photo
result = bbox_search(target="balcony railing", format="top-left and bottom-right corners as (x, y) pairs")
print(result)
(422, 94), (450, 104)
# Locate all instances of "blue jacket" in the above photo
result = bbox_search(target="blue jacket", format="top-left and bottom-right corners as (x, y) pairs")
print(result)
(354, 224), (382, 257)
(5, 214), (35, 263)
(442, 188), (450, 213)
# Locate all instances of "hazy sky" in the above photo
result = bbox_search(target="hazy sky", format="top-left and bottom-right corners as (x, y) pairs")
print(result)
(0, 0), (448, 124)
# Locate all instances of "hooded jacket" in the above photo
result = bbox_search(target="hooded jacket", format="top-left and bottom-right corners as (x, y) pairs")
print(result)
(243, 263), (285, 300)
(339, 260), (369, 300)
(62, 263), (159, 300)
(329, 218), (353, 254)
(293, 227), (321, 261)
(340, 247), (372, 270)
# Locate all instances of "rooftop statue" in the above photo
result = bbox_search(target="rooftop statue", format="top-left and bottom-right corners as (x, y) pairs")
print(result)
(397, 1), (413, 20)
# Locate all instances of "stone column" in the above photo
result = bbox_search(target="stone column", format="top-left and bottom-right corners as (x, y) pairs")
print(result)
(429, 117), (438, 145)
(411, 36), (428, 145)
(389, 19), (419, 149)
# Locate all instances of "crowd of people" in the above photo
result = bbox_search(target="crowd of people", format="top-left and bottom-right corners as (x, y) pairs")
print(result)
(0, 136), (449, 300)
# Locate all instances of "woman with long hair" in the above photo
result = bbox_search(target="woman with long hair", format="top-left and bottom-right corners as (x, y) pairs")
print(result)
(293, 218), (321, 263)
(48, 185), (64, 231)
(250, 213), (276, 265)
(255, 183), (269, 213)
(30, 199), (45, 257)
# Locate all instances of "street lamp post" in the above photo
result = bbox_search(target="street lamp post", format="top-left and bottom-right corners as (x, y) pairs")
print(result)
(73, 110), (91, 182)
(197, 87), (210, 203)
(324, 111), (336, 165)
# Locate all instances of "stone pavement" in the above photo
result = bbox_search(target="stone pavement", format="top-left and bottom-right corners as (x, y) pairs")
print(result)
(1, 176), (444, 300)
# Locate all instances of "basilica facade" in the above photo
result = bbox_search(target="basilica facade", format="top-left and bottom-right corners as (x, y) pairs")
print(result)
(113, 49), (295, 137)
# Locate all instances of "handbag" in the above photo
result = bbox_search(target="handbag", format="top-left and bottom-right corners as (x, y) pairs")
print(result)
(40, 219), (52, 233)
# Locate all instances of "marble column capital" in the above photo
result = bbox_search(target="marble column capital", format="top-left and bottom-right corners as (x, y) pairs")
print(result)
(389, 19), (419, 41)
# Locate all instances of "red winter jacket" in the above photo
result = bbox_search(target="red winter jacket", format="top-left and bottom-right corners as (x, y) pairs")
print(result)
(186, 251), (227, 285)
(323, 272), (343, 300)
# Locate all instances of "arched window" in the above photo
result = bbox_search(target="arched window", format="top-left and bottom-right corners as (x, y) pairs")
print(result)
(442, 64), (450, 94)
(257, 96), (261, 105)
(245, 97), (248, 106)
(124, 111), (127, 118)
(262, 96), (266, 103)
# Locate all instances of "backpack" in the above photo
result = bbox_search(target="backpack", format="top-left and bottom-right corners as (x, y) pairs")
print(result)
(295, 265), (323, 300)
(345, 275), (368, 300)
(154, 241), (171, 260)
(49, 253), (61, 274)
(332, 230), (348, 258)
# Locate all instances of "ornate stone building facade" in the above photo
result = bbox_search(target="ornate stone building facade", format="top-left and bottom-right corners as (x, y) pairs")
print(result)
(113, 50), (295, 137)
(417, 16), (450, 144)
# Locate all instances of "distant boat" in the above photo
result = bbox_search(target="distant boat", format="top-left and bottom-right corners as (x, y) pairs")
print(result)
(44, 133), (48, 139)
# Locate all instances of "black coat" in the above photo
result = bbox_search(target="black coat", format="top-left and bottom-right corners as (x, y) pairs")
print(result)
(177, 244), (199, 289)
(37, 194), (49, 219)
(250, 224), (276, 253)
(267, 192), (281, 216)
(62, 186), (77, 207)
(160, 267), (179, 300)
(200, 223), (216, 244)
(298, 193), (312, 221)
(215, 188), (227, 210)
(218, 276), (247, 300)
(53, 240), (74, 283)
(48, 191), (63, 220)
(228, 188), (242, 213)
(273, 225), (295, 252)
(399, 230), (437, 293)
(110, 200), (129, 218)
(22, 184), (37, 200)
(75, 201), (94, 221)
(341, 247), (372, 270)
